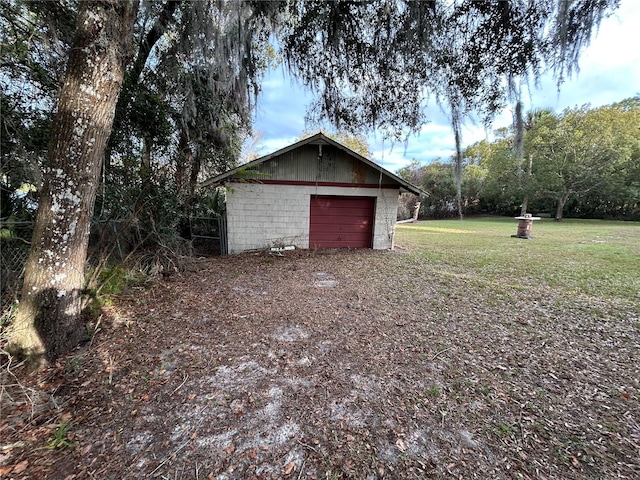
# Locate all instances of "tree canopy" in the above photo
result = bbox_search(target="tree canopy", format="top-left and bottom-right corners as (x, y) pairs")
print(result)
(280, 0), (619, 218)
(282, 0), (619, 138)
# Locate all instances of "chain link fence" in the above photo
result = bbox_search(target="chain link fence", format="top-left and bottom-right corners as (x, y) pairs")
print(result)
(1, 222), (33, 323)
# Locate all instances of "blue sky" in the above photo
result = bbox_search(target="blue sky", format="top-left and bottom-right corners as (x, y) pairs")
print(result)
(251, 0), (640, 173)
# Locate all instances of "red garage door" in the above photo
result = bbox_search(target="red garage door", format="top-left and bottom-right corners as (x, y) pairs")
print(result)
(309, 196), (375, 248)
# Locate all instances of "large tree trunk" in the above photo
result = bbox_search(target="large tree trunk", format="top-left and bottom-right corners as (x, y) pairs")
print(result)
(9, 0), (138, 366)
(452, 114), (464, 220)
(521, 195), (529, 216)
(188, 150), (202, 197)
(555, 191), (570, 221)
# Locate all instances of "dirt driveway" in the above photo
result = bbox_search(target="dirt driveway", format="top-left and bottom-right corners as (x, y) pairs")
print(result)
(2, 249), (639, 479)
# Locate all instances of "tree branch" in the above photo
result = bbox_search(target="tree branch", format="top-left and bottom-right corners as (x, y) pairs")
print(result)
(129, 0), (182, 85)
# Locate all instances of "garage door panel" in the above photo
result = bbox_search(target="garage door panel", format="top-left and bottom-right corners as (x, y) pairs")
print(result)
(311, 240), (364, 248)
(310, 222), (371, 232)
(310, 206), (373, 217)
(310, 232), (372, 242)
(310, 216), (373, 226)
(310, 236), (372, 248)
(309, 196), (374, 248)
(310, 226), (371, 235)
(312, 197), (372, 208)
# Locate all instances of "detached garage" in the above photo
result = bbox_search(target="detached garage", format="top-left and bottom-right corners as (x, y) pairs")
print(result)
(200, 133), (421, 254)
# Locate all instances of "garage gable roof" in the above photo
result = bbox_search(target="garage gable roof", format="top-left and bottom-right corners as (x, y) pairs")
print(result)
(199, 132), (423, 196)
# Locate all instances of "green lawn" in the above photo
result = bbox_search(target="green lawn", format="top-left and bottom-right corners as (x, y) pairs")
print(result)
(396, 217), (640, 302)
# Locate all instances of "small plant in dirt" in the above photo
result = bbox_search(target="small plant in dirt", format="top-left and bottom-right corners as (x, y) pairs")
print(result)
(81, 263), (149, 325)
(493, 421), (515, 437)
(475, 384), (491, 396)
(92, 264), (148, 296)
(65, 356), (84, 374)
(426, 385), (442, 397)
(46, 420), (75, 450)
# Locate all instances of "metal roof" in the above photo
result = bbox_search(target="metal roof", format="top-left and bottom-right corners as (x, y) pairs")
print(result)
(199, 132), (425, 196)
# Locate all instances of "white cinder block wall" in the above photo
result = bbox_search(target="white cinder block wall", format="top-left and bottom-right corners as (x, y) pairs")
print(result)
(225, 183), (399, 254)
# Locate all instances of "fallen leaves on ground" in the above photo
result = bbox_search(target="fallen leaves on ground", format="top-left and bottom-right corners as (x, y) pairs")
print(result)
(1, 248), (639, 479)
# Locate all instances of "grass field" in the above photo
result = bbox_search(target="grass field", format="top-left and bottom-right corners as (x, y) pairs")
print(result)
(396, 217), (640, 301)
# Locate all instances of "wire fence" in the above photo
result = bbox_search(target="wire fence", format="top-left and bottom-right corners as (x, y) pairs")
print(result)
(1, 222), (33, 323)
(0, 215), (226, 323)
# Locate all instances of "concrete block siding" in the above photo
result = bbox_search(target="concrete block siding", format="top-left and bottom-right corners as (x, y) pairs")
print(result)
(226, 183), (399, 254)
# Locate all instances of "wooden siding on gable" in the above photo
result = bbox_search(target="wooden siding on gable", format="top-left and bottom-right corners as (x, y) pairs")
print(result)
(237, 144), (396, 186)
(352, 161), (368, 184)
(200, 132), (422, 196)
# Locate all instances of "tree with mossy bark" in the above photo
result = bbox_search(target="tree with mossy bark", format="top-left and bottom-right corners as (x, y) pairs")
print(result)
(6, 0), (282, 366)
(8, 0), (139, 365)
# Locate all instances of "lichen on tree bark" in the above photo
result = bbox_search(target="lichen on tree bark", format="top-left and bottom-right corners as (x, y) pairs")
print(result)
(8, 0), (139, 366)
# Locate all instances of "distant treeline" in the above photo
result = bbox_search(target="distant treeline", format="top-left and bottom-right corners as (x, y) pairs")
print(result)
(398, 98), (640, 221)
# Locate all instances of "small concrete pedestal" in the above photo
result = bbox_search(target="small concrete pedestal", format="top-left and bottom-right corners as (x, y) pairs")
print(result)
(511, 214), (541, 239)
